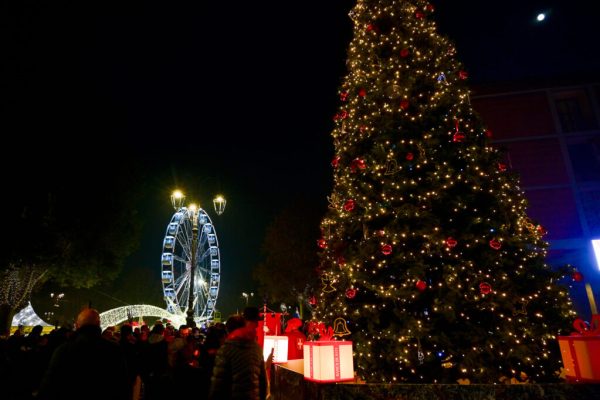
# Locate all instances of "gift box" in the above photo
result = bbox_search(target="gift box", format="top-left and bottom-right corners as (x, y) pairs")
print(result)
(263, 335), (288, 363)
(303, 340), (354, 382)
(558, 334), (600, 382)
(557, 283), (600, 382)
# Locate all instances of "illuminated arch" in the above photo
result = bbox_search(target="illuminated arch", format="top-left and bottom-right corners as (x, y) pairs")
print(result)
(99, 304), (185, 330)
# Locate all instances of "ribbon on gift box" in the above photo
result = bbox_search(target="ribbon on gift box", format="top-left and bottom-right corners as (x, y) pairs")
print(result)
(319, 326), (334, 341)
(572, 314), (600, 336)
(307, 321), (335, 341)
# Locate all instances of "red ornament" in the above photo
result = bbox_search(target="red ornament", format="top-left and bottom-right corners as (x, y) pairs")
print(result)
(498, 162), (507, 172)
(358, 88), (367, 97)
(406, 152), (414, 161)
(489, 239), (502, 250)
(425, 4), (435, 12)
(400, 48), (410, 57)
(536, 225), (547, 236)
(309, 296), (317, 306)
(359, 125), (367, 133)
(446, 237), (458, 248)
(415, 280), (427, 291)
(378, 230), (386, 237)
(366, 24), (375, 32)
(458, 70), (468, 80)
(572, 271), (584, 282)
(485, 129), (493, 138)
(479, 282), (492, 295)
(453, 132), (466, 142)
(340, 91), (349, 101)
(331, 156), (341, 168)
(343, 199), (356, 212)
(317, 238), (327, 249)
(351, 158), (366, 172)
(381, 244), (393, 255)
(345, 288), (357, 299)
(415, 11), (425, 19)
(337, 256), (346, 267)
(400, 99), (410, 110)
(339, 110), (348, 119)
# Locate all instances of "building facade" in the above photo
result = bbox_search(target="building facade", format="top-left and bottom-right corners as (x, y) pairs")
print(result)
(472, 79), (600, 316)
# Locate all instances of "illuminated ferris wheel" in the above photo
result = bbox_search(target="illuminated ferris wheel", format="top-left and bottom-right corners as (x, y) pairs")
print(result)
(161, 190), (226, 324)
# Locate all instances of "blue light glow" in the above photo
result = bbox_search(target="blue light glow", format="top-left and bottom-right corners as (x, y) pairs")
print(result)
(593, 239), (600, 271)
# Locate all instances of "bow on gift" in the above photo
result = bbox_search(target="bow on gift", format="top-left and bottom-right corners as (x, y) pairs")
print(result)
(572, 314), (600, 336)
(307, 321), (334, 341)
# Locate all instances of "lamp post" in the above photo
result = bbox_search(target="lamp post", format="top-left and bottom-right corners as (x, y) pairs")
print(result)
(171, 189), (226, 328)
(242, 292), (254, 306)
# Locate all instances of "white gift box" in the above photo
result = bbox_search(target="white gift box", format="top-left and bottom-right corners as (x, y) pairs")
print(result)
(263, 335), (289, 363)
(303, 340), (354, 382)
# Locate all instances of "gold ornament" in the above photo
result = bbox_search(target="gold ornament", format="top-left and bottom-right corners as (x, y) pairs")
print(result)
(321, 275), (336, 293)
(385, 160), (400, 175)
(332, 317), (351, 337)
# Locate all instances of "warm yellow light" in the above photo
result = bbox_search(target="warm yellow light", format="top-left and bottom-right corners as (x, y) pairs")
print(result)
(172, 190), (183, 199)
(189, 203), (198, 212)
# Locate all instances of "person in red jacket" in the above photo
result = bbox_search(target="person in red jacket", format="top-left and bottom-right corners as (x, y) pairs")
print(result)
(284, 318), (306, 360)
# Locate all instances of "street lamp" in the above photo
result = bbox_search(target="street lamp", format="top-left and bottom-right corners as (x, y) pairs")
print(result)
(171, 189), (226, 327)
(242, 292), (254, 305)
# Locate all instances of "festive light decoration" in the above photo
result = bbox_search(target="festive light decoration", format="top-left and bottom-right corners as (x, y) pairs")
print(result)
(317, 238), (328, 249)
(11, 302), (51, 328)
(331, 156), (341, 168)
(345, 287), (357, 299)
(343, 199), (356, 212)
(572, 271), (584, 282)
(263, 336), (289, 363)
(479, 282), (492, 295)
(314, 0), (576, 384)
(445, 237), (458, 248)
(489, 239), (502, 250)
(99, 305), (185, 331)
(381, 244), (393, 255)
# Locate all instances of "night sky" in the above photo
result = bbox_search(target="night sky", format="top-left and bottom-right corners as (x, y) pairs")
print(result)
(4, 1), (599, 320)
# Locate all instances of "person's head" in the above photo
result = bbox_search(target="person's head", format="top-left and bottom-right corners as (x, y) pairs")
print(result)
(102, 326), (116, 341)
(225, 315), (246, 334)
(242, 306), (261, 328)
(204, 323), (227, 349)
(76, 308), (101, 330)
(179, 324), (190, 338)
(30, 325), (43, 337)
(120, 324), (134, 343)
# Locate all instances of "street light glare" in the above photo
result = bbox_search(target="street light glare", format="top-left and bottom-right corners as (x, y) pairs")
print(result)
(189, 203), (198, 212)
(172, 190), (184, 199)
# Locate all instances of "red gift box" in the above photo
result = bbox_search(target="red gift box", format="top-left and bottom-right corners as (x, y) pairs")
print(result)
(558, 334), (600, 382)
(303, 340), (354, 382)
(558, 313), (600, 382)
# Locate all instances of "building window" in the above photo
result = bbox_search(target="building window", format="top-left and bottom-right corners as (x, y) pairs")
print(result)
(553, 89), (598, 133)
(567, 136), (600, 183)
(581, 190), (600, 237)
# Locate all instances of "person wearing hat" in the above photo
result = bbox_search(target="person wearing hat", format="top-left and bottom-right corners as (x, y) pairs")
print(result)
(284, 318), (306, 360)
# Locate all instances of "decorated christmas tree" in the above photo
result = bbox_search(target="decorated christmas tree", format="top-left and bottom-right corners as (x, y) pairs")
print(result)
(315, 0), (576, 384)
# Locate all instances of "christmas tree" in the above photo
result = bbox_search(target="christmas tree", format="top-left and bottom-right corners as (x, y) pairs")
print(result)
(315, 0), (576, 384)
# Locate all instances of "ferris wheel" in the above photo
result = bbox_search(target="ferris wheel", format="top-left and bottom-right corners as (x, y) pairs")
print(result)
(161, 191), (226, 324)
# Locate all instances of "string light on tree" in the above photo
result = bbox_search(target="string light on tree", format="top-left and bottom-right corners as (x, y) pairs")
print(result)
(314, 0), (575, 384)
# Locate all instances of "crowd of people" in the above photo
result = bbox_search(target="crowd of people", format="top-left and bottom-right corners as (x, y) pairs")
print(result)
(0, 306), (307, 400)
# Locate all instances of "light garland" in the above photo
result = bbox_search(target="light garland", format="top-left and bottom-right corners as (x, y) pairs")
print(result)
(314, 0), (576, 384)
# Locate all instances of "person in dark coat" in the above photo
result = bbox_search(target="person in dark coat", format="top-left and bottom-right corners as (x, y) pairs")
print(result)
(209, 314), (268, 400)
(38, 308), (130, 400)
